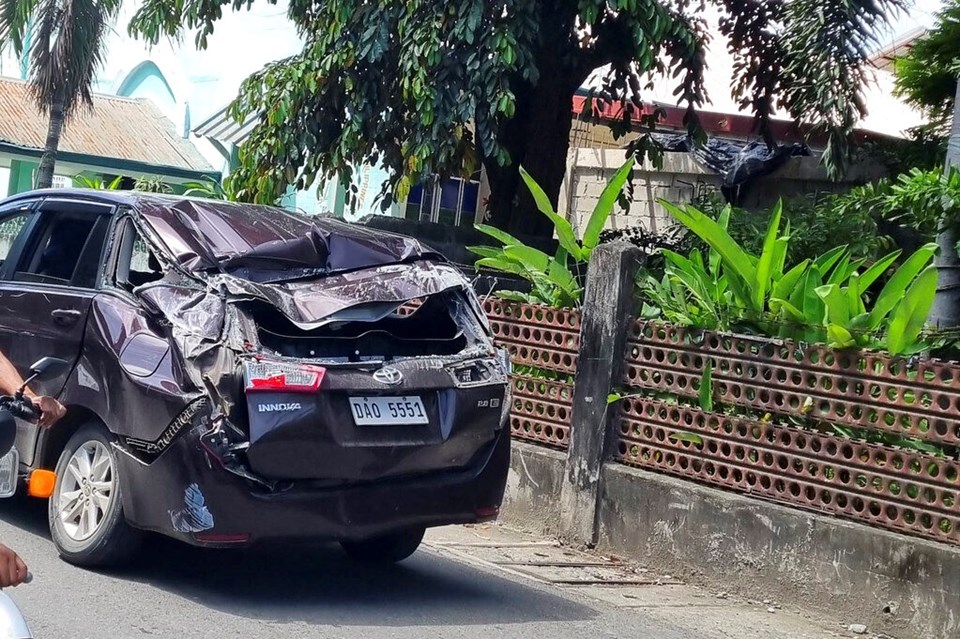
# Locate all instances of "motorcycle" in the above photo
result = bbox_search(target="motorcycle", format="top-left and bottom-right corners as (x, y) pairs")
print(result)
(0, 357), (70, 639)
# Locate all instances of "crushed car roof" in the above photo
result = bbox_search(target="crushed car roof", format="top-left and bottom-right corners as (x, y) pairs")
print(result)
(10, 189), (443, 278)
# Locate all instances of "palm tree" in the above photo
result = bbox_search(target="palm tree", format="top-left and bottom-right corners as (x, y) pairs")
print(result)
(0, 0), (122, 188)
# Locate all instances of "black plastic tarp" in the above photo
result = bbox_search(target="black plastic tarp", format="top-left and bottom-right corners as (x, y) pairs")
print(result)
(653, 133), (810, 188)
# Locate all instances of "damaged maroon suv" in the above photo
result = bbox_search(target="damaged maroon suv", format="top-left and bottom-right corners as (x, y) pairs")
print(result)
(0, 190), (511, 567)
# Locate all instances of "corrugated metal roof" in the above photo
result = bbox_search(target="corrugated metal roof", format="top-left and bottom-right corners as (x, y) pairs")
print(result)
(0, 76), (213, 173)
(193, 105), (258, 146)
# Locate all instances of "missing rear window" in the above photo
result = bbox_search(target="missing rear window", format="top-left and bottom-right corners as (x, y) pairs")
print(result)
(247, 293), (468, 361)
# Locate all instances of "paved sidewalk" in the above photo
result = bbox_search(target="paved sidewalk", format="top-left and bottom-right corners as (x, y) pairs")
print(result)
(425, 524), (881, 639)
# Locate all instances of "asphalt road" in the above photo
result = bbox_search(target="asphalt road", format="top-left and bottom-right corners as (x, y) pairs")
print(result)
(0, 496), (694, 639)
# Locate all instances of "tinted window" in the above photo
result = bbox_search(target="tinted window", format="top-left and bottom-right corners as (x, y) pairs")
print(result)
(16, 212), (110, 288)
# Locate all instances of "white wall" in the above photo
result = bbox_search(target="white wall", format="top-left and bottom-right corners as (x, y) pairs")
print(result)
(560, 148), (887, 235)
(95, 1), (304, 175)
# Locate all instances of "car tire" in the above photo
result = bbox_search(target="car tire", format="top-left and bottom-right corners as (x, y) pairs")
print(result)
(48, 424), (142, 568)
(340, 527), (425, 563)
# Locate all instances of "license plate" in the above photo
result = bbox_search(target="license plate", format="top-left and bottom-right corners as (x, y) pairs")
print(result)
(0, 448), (19, 498)
(349, 396), (429, 426)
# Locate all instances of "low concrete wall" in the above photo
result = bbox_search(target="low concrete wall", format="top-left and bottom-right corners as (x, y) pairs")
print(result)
(501, 441), (565, 538)
(598, 464), (960, 639)
(500, 442), (960, 639)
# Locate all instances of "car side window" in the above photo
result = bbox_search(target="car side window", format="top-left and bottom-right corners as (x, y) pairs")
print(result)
(14, 211), (111, 288)
(0, 213), (31, 273)
(114, 218), (164, 292)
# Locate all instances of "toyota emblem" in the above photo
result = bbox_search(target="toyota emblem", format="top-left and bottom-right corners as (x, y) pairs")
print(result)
(373, 366), (403, 386)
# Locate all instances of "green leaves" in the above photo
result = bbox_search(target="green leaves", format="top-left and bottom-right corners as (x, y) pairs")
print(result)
(520, 166), (581, 261)
(653, 200), (941, 355)
(471, 158), (633, 308)
(126, 0), (899, 234)
(754, 200), (784, 311)
(669, 432), (704, 446)
(472, 225), (581, 309)
(868, 243), (937, 331)
(582, 159), (634, 257)
(886, 266), (938, 356)
(661, 201), (757, 298)
(894, 1), (960, 134)
(698, 362), (714, 413)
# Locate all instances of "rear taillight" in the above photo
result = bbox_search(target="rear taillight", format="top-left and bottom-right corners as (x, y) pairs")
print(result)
(244, 361), (326, 393)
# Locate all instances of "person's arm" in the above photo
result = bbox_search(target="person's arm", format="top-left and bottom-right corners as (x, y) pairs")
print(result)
(0, 351), (65, 428)
(0, 351), (25, 397)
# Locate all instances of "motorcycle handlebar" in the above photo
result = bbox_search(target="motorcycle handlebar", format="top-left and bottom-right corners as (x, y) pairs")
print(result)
(0, 396), (38, 424)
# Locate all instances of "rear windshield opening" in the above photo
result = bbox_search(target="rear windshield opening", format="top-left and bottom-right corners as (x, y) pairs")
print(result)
(249, 294), (467, 361)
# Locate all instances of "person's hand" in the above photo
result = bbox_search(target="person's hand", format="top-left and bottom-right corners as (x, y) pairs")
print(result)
(0, 543), (27, 588)
(31, 396), (66, 429)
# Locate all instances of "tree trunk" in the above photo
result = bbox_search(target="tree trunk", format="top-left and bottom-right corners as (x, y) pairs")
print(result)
(930, 80), (960, 328)
(35, 94), (66, 189)
(483, 10), (581, 240)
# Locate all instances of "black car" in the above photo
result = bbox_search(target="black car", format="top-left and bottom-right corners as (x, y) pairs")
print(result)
(0, 190), (511, 566)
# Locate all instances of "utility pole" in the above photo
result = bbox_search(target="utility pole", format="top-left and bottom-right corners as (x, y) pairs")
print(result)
(930, 81), (960, 328)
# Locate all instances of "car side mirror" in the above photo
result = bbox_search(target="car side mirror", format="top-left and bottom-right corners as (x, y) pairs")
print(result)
(28, 357), (70, 382)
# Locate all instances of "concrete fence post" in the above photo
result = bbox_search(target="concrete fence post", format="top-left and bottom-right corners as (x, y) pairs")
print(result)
(559, 241), (643, 545)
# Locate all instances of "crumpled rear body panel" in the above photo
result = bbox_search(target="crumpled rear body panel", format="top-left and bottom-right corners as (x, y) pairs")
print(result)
(100, 195), (509, 493)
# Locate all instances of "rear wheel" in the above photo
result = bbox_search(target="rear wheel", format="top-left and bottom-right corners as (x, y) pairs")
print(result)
(48, 424), (141, 568)
(340, 527), (425, 563)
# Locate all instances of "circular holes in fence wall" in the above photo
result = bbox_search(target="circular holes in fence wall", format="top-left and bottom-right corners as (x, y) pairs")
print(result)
(938, 519), (954, 535)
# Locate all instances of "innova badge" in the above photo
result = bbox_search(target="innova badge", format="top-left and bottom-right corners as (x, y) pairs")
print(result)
(373, 366), (403, 386)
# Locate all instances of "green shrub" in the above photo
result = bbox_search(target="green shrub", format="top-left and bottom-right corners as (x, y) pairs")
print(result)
(643, 200), (939, 355)
(694, 166), (960, 263)
(469, 158), (634, 308)
(692, 191), (888, 265)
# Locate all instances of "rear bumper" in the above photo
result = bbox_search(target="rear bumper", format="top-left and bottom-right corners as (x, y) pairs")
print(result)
(115, 421), (511, 546)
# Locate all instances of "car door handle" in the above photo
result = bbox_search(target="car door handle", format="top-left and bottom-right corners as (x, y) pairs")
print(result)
(51, 309), (81, 326)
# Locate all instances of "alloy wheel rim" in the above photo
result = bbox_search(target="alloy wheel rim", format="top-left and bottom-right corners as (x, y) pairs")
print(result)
(57, 441), (114, 542)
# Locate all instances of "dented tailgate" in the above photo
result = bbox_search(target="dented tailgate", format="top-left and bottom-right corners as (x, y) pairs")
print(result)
(124, 195), (509, 490)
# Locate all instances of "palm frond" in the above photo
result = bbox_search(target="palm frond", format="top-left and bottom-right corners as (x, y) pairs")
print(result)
(0, 0), (40, 55)
(24, 0), (121, 116)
